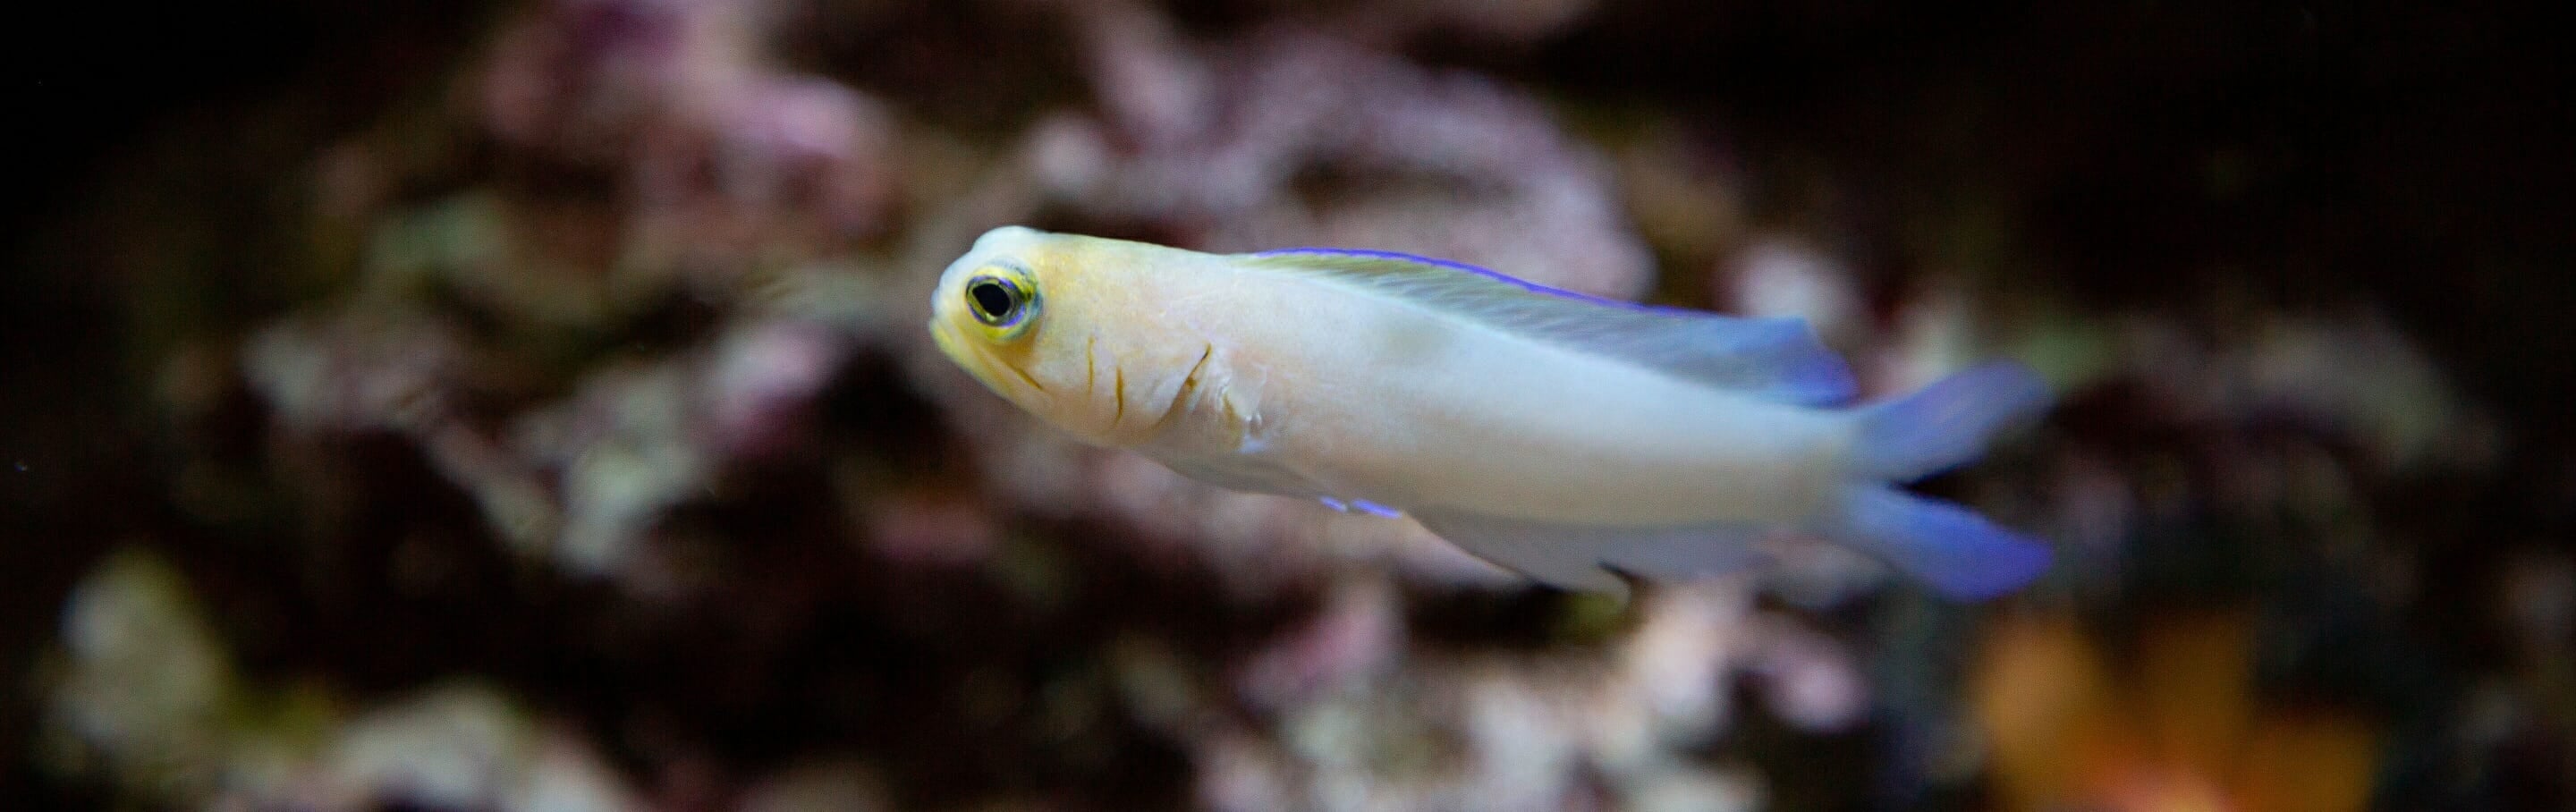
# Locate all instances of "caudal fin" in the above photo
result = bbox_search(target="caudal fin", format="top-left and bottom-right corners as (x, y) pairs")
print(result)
(1851, 362), (2051, 482)
(1826, 485), (2051, 600)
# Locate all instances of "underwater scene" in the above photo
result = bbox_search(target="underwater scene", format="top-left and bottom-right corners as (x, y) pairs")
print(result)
(2, 1), (2568, 809)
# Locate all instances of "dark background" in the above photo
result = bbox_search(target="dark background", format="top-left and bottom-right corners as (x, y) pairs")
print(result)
(5, 1), (2571, 808)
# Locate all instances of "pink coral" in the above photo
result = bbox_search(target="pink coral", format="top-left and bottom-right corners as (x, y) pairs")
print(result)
(1026, 7), (1653, 299)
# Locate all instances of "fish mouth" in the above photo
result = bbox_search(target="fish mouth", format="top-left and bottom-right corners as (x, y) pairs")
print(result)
(928, 317), (1044, 401)
(928, 318), (998, 387)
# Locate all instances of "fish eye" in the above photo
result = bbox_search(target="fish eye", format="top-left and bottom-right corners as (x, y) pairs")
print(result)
(963, 272), (1036, 331)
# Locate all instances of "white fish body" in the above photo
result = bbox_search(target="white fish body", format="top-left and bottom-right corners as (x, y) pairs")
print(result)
(928, 226), (2054, 598)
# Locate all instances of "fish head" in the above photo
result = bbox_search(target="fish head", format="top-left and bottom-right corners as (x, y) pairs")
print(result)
(928, 226), (1196, 444)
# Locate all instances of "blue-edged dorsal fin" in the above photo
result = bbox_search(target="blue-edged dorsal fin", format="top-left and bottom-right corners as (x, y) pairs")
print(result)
(1240, 248), (1856, 406)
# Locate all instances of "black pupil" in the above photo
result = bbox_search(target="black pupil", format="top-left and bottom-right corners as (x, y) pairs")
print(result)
(969, 279), (1019, 321)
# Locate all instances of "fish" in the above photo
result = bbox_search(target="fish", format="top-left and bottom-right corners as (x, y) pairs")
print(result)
(926, 226), (2055, 599)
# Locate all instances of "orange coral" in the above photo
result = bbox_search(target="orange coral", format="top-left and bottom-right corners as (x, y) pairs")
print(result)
(1971, 613), (2378, 812)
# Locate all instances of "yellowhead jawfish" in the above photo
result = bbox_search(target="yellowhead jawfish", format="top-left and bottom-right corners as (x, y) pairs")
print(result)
(928, 226), (2054, 599)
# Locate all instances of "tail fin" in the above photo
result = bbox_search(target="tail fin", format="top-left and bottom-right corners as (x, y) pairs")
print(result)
(1827, 485), (2052, 600)
(1852, 362), (2051, 482)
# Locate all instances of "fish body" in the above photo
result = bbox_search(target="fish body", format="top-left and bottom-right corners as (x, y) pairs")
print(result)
(928, 226), (2053, 598)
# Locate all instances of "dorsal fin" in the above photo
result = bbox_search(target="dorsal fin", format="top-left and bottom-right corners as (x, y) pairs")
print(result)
(1241, 249), (1856, 406)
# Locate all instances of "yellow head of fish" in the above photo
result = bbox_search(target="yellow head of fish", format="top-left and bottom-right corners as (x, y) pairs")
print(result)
(928, 226), (1211, 445)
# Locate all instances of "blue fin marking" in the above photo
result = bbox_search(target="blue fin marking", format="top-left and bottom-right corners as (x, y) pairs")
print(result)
(1824, 485), (2050, 600)
(1852, 361), (2052, 482)
(1255, 247), (1666, 314)
(1318, 497), (1403, 517)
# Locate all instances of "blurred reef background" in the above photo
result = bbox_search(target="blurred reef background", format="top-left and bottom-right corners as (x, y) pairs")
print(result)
(3, 1), (2572, 809)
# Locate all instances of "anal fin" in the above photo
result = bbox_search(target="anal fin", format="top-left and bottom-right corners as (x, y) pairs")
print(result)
(1320, 497), (1403, 518)
(1152, 453), (1326, 501)
(1411, 509), (1772, 596)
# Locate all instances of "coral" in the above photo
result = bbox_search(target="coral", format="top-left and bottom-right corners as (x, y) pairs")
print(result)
(1970, 613), (2380, 812)
(1182, 579), (1799, 811)
(1025, 3), (1655, 300)
(41, 550), (241, 800)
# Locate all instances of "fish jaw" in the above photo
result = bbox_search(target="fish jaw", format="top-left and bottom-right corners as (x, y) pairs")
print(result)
(928, 316), (1040, 410)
